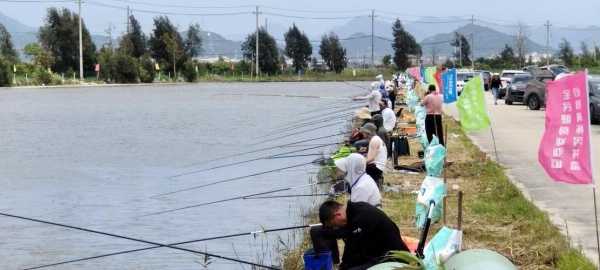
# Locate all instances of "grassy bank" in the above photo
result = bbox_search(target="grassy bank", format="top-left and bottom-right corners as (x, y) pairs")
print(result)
(282, 115), (595, 270)
(6, 68), (394, 87)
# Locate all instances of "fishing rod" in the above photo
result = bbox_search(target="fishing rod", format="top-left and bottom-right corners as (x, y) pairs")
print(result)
(243, 193), (330, 200)
(0, 212), (279, 270)
(342, 81), (372, 91)
(144, 181), (332, 216)
(153, 159), (323, 198)
(24, 223), (322, 270)
(281, 104), (363, 127)
(268, 112), (353, 135)
(267, 153), (324, 159)
(251, 123), (349, 146)
(297, 100), (358, 115)
(169, 144), (331, 179)
(260, 119), (348, 141)
(180, 132), (346, 169)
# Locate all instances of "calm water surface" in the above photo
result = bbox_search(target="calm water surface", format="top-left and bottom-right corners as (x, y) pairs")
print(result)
(0, 82), (367, 270)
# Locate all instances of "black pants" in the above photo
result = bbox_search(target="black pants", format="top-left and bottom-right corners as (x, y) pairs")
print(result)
(370, 110), (381, 117)
(389, 94), (396, 110)
(366, 163), (383, 187)
(425, 114), (444, 146)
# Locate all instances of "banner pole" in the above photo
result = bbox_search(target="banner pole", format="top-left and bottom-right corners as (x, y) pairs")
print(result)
(584, 69), (600, 270)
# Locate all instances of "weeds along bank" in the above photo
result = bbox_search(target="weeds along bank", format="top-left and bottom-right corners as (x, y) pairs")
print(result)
(281, 109), (595, 270)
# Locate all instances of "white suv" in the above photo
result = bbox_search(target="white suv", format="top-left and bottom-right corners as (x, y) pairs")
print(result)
(499, 70), (528, 98)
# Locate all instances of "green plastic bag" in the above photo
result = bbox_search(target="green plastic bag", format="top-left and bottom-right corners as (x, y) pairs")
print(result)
(331, 145), (355, 161)
(415, 176), (446, 230)
(423, 226), (462, 270)
(424, 136), (446, 177)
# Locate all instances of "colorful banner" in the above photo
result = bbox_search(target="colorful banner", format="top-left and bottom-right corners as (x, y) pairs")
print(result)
(456, 75), (490, 131)
(442, 69), (457, 104)
(435, 68), (443, 94)
(407, 67), (421, 81)
(420, 66), (425, 83)
(425, 67), (438, 90)
(538, 71), (593, 185)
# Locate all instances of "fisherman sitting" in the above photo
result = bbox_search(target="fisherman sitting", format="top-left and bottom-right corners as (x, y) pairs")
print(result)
(358, 123), (387, 188)
(333, 153), (381, 207)
(318, 200), (410, 270)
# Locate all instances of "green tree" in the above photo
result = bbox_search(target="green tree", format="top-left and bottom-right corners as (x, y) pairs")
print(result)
(451, 32), (471, 67)
(149, 16), (185, 74)
(0, 57), (11, 86)
(162, 32), (183, 79)
(120, 15), (146, 58)
(499, 44), (516, 67)
(184, 23), (202, 58)
(391, 19), (420, 70)
(138, 54), (156, 83)
(39, 8), (96, 75)
(319, 33), (347, 73)
(181, 59), (198, 82)
(558, 38), (574, 66)
(112, 52), (138, 83)
(382, 55), (392, 67)
(96, 46), (115, 82)
(284, 24), (312, 73)
(24, 43), (54, 69)
(0, 23), (18, 63)
(241, 27), (280, 75)
(580, 41), (594, 67)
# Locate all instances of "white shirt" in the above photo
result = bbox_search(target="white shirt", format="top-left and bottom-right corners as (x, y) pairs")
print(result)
(367, 90), (382, 112)
(350, 173), (382, 206)
(382, 108), (397, 132)
(370, 135), (388, 171)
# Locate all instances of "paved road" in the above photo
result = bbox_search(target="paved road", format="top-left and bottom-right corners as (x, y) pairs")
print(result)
(446, 92), (600, 265)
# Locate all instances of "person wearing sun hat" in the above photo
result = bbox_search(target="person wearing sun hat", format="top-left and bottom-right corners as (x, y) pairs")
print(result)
(359, 122), (387, 188)
(349, 107), (372, 144)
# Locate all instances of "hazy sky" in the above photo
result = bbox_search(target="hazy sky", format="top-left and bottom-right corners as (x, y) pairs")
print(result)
(2, 0), (600, 40)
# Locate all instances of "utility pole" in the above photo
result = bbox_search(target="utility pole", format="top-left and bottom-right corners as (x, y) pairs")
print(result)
(126, 6), (130, 34)
(471, 15), (475, 70)
(265, 18), (268, 32)
(371, 9), (375, 68)
(459, 37), (463, 67)
(78, 0), (83, 81)
(255, 6), (260, 78)
(545, 20), (552, 65)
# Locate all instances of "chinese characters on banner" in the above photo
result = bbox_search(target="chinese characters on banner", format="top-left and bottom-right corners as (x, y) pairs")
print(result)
(538, 71), (593, 184)
(442, 69), (457, 104)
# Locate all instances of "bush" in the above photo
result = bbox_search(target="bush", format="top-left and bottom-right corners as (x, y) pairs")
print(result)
(0, 58), (10, 86)
(33, 68), (52, 85)
(181, 60), (198, 82)
(112, 53), (138, 83)
(138, 54), (155, 83)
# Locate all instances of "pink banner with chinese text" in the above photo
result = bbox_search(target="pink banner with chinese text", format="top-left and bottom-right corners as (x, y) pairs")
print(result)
(538, 71), (593, 184)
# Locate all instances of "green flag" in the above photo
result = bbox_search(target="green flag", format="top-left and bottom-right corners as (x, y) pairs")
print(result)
(425, 67), (438, 89)
(456, 75), (490, 131)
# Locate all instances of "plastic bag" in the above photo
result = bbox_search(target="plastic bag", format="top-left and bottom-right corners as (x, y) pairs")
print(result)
(424, 136), (446, 177)
(331, 145), (355, 161)
(406, 89), (420, 112)
(423, 226), (462, 270)
(415, 176), (446, 230)
(414, 105), (428, 149)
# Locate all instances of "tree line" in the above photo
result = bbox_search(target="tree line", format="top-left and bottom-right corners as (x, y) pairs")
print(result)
(0, 8), (425, 86)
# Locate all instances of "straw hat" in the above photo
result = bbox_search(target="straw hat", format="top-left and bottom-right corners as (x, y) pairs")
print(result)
(355, 107), (372, 120)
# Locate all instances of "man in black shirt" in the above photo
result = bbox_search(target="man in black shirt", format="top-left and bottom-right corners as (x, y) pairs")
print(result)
(319, 200), (409, 270)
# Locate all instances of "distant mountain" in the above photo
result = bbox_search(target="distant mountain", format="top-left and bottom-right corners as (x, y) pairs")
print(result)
(339, 32), (393, 64)
(199, 30), (242, 58)
(420, 24), (546, 58)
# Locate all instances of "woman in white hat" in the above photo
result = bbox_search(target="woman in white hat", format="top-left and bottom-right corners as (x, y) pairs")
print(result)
(334, 153), (382, 207)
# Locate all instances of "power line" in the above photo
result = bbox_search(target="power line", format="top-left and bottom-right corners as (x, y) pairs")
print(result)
(87, 1), (253, 16)
(261, 12), (366, 20)
(105, 0), (254, 9)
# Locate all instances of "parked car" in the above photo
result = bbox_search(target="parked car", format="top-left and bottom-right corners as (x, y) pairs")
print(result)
(590, 80), (600, 124)
(499, 70), (528, 98)
(504, 74), (532, 105)
(523, 76), (600, 116)
(457, 70), (477, 95)
(476, 70), (492, 90)
(523, 65), (569, 79)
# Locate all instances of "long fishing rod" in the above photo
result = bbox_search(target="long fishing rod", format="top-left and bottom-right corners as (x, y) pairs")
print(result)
(169, 144), (331, 179)
(24, 223), (321, 270)
(180, 132), (346, 169)
(251, 123), (349, 146)
(297, 100), (357, 115)
(268, 112), (353, 135)
(243, 193), (330, 200)
(268, 153), (324, 159)
(153, 159), (322, 198)
(342, 81), (372, 91)
(0, 212), (279, 270)
(144, 181), (332, 216)
(260, 119), (348, 141)
(281, 104), (363, 127)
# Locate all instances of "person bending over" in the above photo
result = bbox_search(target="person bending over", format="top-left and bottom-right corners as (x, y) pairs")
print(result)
(319, 200), (409, 270)
(359, 123), (387, 187)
